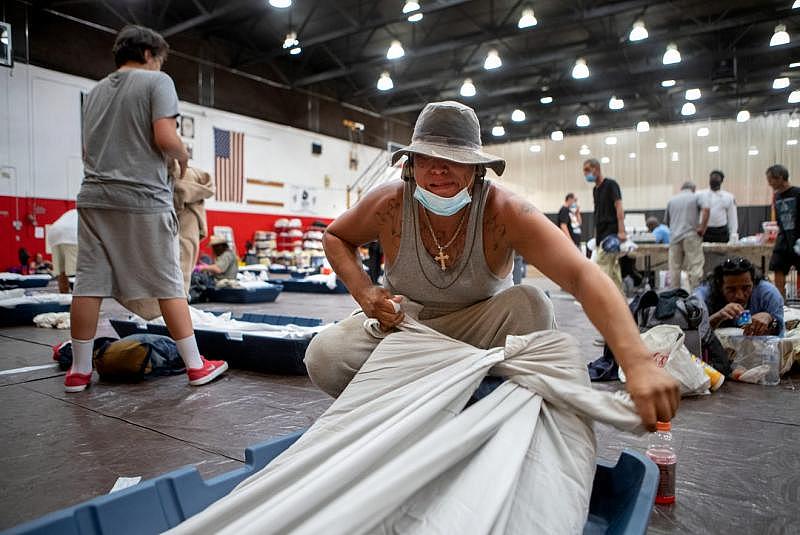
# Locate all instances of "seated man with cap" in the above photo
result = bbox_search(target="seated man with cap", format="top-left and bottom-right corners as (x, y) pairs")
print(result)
(199, 235), (239, 281)
(304, 101), (679, 430)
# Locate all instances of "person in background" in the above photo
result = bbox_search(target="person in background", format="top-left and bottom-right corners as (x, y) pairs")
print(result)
(695, 257), (783, 336)
(69, 25), (227, 393)
(557, 193), (582, 248)
(664, 181), (710, 290)
(48, 208), (78, 293)
(646, 216), (670, 244)
(585, 158), (625, 292)
(200, 235), (239, 281)
(18, 248), (30, 274)
(766, 164), (800, 299)
(701, 170), (738, 243)
(243, 240), (259, 265)
(29, 253), (53, 275)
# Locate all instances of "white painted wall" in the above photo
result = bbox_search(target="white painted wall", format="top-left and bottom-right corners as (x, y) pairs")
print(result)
(0, 63), (385, 218)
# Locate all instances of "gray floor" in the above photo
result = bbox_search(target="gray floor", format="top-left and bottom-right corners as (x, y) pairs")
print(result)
(1, 279), (798, 533)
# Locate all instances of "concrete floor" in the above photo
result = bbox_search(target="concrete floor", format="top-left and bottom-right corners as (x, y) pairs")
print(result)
(1, 278), (798, 533)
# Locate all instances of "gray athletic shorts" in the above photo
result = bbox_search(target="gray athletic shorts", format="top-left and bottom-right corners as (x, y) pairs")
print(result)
(73, 208), (185, 301)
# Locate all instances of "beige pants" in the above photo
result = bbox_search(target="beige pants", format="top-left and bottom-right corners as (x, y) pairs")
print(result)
(669, 233), (704, 290)
(596, 248), (623, 293)
(304, 285), (556, 398)
(51, 243), (77, 275)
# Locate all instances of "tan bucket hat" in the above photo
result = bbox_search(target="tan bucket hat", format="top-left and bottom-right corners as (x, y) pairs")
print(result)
(208, 235), (227, 246)
(390, 101), (506, 176)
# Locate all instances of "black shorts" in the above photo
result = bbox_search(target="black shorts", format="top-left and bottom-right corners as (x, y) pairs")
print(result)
(769, 248), (800, 273)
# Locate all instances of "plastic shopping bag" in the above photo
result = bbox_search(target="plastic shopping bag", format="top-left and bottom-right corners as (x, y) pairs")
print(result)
(619, 324), (711, 396)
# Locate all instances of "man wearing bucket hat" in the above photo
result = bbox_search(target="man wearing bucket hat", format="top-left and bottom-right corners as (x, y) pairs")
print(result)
(199, 235), (239, 281)
(305, 101), (679, 430)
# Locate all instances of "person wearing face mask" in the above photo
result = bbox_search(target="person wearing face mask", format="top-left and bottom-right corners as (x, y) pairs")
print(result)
(585, 158), (625, 293)
(304, 101), (680, 432)
(700, 170), (738, 243)
(557, 193), (582, 247)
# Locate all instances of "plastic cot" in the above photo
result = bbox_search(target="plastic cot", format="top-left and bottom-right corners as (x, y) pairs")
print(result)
(5, 430), (658, 535)
(0, 302), (71, 327)
(269, 278), (349, 294)
(110, 313), (322, 375)
(203, 284), (282, 304)
(0, 276), (51, 289)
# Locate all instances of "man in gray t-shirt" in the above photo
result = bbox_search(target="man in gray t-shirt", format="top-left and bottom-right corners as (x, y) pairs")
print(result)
(80, 68), (179, 212)
(664, 181), (710, 289)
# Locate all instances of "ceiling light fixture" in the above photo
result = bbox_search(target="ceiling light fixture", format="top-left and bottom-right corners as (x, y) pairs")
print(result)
(609, 96), (624, 110)
(771, 24), (790, 47)
(788, 139), (799, 146)
(579, 145), (591, 156)
(540, 96), (553, 104)
(576, 114), (590, 127)
(629, 20), (648, 42)
(788, 117), (800, 128)
(408, 12), (423, 22)
(748, 147), (759, 156)
(790, 90), (800, 103)
(529, 144), (542, 153)
(661, 79), (676, 88)
(636, 120), (650, 132)
(794, 1), (800, 8)
(511, 109), (526, 122)
(402, 0), (420, 14)
(628, 152), (637, 159)
(662, 42), (681, 65)
(386, 40), (405, 60)
(685, 88), (701, 100)
(376, 71), (393, 91)
(571, 58), (590, 79)
(518, 7), (537, 29)
(774, 77), (791, 90)
(605, 136), (618, 145)
(558, 154), (566, 161)
(550, 130), (564, 141)
(491, 123), (505, 137)
(791, 62), (800, 68)
(282, 31), (298, 49)
(601, 156), (610, 164)
(708, 145), (720, 153)
(268, 0), (292, 8)
(697, 127), (710, 137)
(484, 49), (502, 70)
(656, 140), (667, 149)
(460, 78), (476, 97)
(736, 110), (750, 123)
(671, 151), (679, 162)
(681, 102), (696, 116)
(289, 46), (301, 55)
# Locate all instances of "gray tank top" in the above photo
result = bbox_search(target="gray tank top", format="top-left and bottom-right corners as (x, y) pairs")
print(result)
(385, 179), (513, 318)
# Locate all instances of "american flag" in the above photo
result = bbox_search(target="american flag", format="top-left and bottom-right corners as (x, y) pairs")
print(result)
(214, 127), (244, 203)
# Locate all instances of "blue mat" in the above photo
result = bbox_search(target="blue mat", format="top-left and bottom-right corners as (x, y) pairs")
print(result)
(5, 430), (658, 535)
(0, 302), (70, 327)
(270, 278), (349, 294)
(0, 277), (51, 289)
(204, 284), (282, 304)
(110, 313), (322, 375)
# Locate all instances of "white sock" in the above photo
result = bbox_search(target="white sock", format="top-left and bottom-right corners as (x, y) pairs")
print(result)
(70, 338), (94, 375)
(175, 335), (204, 369)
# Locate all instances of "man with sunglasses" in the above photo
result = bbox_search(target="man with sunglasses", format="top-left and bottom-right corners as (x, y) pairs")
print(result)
(694, 257), (784, 336)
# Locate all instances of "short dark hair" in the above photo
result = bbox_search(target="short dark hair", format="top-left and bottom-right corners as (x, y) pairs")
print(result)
(112, 25), (169, 68)
(709, 169), (725, 181)
(766, 164), (789, 182)
(565, 193), (575, 202)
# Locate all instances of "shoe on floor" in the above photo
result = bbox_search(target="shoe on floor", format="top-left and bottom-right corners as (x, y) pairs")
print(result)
(592, 337), (605, 347)
(64, 370), (92, 393)
(187, 357), (228, 386)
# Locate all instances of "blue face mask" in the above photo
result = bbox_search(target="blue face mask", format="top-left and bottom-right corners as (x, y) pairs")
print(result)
(569, 203), (577, 210)
(413, 183), (472, 216)
(584, 173), (596, 183)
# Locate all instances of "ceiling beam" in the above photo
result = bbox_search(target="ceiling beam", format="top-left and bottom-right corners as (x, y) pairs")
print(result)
(160, 0), (252, 38)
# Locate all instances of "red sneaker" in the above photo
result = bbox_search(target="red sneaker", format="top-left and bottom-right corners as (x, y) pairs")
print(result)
(64, 370), (92, 393)
(187, 357), (228, 386)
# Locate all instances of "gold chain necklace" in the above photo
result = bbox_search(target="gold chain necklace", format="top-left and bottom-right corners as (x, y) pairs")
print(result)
(421, 207), (468, 271)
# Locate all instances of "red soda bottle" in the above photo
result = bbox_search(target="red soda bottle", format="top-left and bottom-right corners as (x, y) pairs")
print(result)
(646, 421), (676, 505)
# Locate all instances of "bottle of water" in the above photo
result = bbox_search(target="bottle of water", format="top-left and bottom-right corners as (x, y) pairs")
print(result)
(646, 421), (676, 505)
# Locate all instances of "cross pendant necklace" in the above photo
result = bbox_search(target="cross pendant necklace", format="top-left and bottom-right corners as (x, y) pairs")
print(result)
(421, 208), (468, 271)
